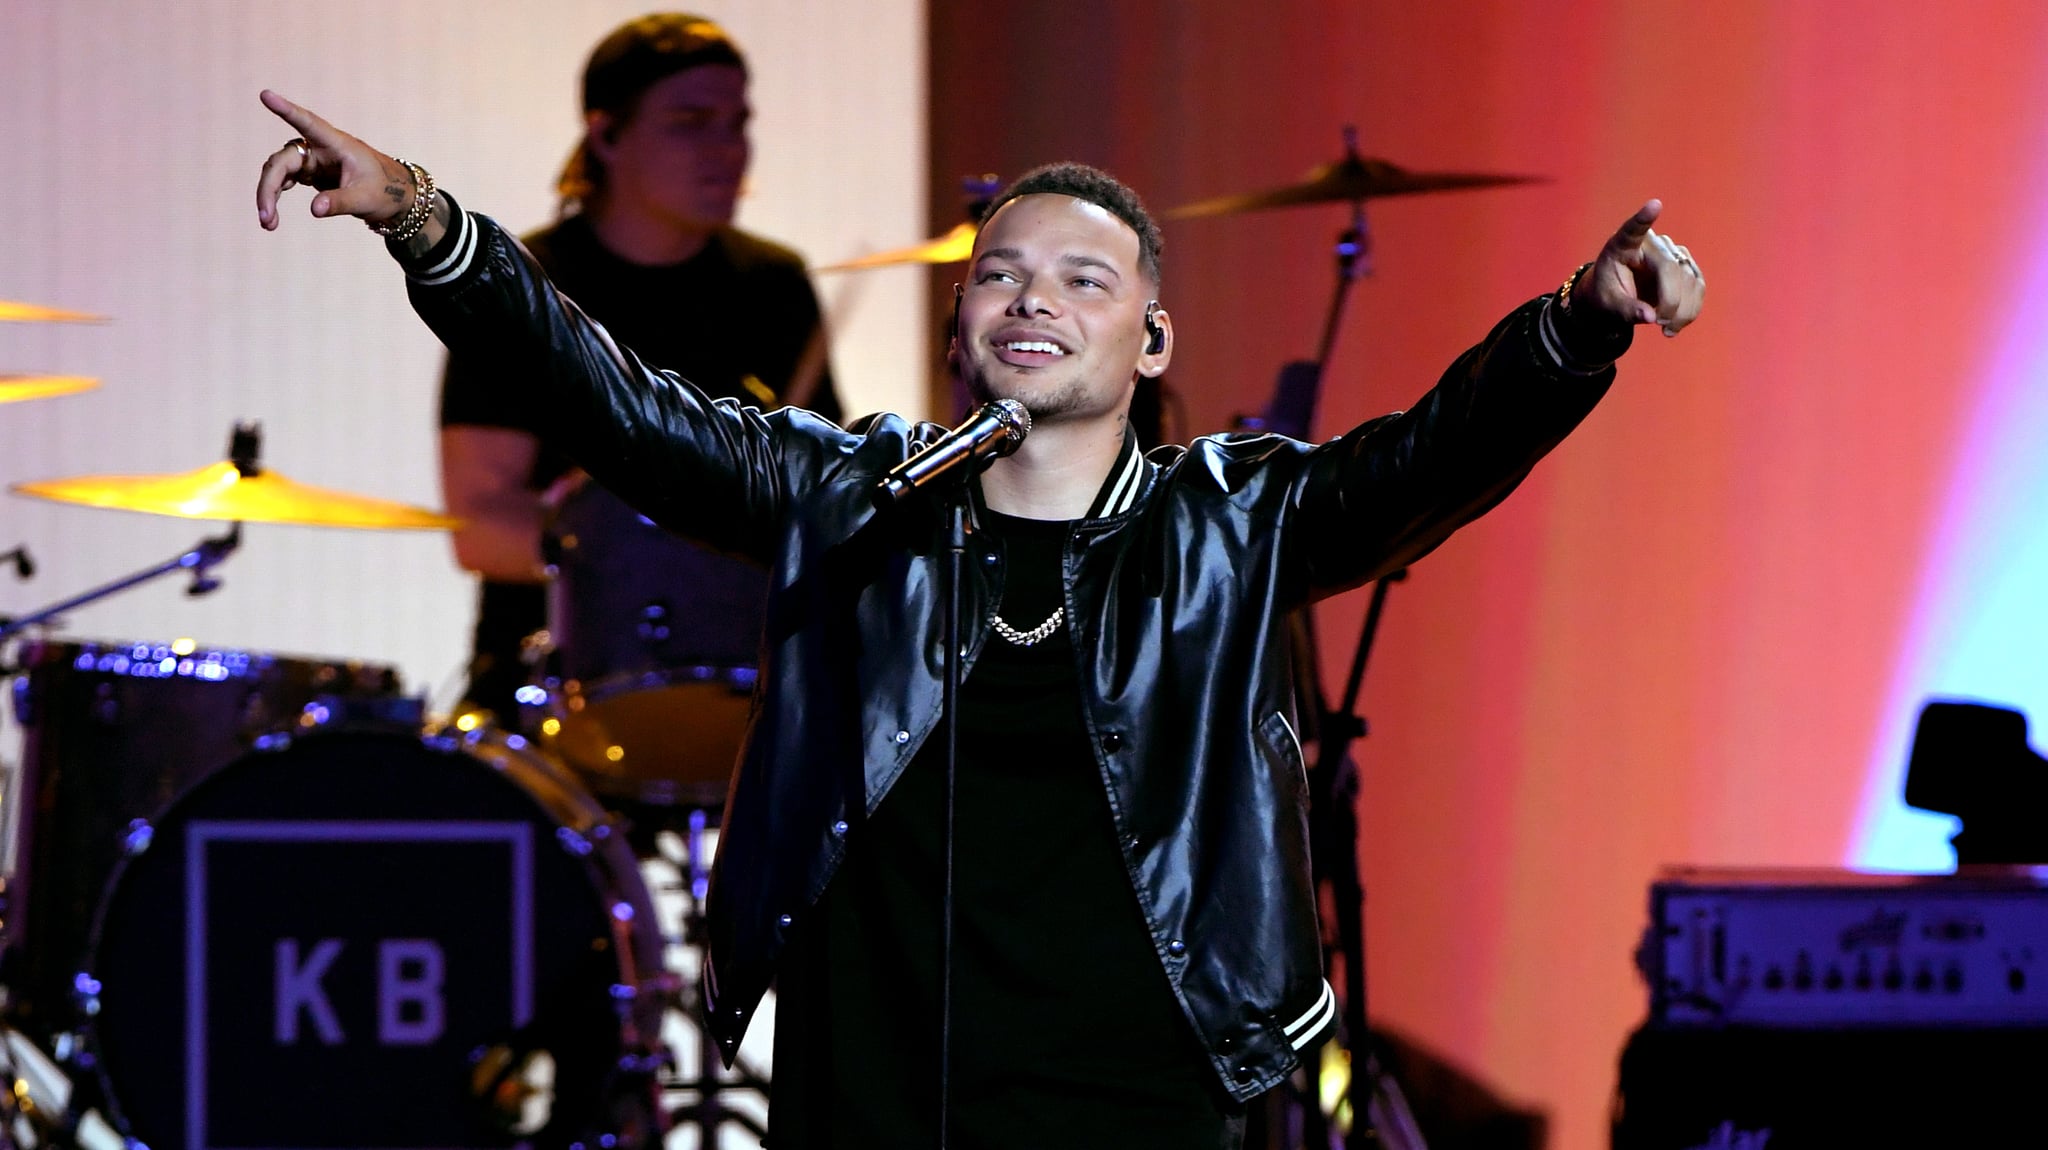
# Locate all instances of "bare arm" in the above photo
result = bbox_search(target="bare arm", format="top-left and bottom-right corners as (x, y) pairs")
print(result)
(782, 325), (830, 412)
(439, 426), (549, 582)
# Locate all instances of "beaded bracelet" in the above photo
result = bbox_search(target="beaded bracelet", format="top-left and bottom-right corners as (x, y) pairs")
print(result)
(369, 160), (436, 242)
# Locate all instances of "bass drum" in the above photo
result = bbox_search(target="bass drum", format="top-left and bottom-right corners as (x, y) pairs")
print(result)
(4, 636), (401, 1044)
(80, 723), (669, 1150)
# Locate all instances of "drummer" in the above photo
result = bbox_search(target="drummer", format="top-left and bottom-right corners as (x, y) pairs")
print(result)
(438, 12), (845, 721)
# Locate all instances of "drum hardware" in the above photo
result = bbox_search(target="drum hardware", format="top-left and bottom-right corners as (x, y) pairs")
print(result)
(656, 808), (771, 1145)
(538, 481), (766, 819)
(293, 690), (426, 732)
(0, 1025), (124, 1150)
(1165, 139), (1541, 220)
(0, 303), (105, 325)
(0, 526), (239, 645)
(72, 720), (669, 1149)
(0, 378), (99, 407)
(3, 638), (405, 1050)
(814, 221), (977, 273)
(814, 173), (998, 273)
(11, 421), (461, 531)
(2, 299), (102, 416)
(3, 421), (461, 648)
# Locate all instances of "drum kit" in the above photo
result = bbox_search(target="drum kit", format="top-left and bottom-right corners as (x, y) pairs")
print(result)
(0, 138), (1534, 1150)
(3, 318), (696, 1145)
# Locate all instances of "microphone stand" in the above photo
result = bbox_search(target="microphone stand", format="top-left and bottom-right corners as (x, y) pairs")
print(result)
(872, 404), (1024, 1150)
(937, 476), (969, 1150)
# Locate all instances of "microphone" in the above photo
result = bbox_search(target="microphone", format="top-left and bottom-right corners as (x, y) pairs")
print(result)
(872, 399), (1031, 509)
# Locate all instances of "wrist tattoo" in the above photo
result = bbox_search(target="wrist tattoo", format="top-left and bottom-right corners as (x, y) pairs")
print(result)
(397, 192), (451, 259)
(376, 160), (412, 218)
(371, 159), (437, 244)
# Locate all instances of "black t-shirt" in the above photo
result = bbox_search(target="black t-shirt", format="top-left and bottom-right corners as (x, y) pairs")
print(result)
(438, 215), (842, 714)
(770, 510), (1235, 1149)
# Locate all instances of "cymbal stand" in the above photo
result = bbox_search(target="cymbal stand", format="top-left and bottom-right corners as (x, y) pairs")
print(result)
(663, 807), (771, 1144)
(1316, 132), (1375, 366)
(1272, 125), (1422, 1150)
(1303, 570), (1424, 1150)
(0, 524), (239, 645)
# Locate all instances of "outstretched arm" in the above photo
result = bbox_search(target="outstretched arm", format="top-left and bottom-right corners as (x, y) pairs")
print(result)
(1290, 201), (1706, 598)
(250, 91), (852, 560)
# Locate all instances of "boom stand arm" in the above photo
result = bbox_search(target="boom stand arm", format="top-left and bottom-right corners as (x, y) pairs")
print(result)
(0, 524), (240, 644)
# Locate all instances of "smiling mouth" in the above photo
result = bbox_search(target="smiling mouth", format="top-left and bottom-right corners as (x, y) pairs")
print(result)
(996, 339), (1066, 357)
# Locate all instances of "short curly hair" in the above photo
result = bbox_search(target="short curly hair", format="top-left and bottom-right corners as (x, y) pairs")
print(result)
(982, 162), (1163, 286)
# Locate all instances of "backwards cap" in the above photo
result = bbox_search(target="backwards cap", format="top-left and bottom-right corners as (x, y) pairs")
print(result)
(581, 12), (747, 114)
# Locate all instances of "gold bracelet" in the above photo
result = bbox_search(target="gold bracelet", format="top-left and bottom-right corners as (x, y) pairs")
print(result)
(368, 160), (436, 241)
(1556, 261), (1594, 317)
(383, 161), (435, 241)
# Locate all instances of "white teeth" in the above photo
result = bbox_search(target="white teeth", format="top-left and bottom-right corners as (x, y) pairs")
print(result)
(1004, 340), (1064, 355)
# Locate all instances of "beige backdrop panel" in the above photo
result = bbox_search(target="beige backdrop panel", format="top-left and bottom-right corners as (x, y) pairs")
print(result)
(0, 0), (927, 706)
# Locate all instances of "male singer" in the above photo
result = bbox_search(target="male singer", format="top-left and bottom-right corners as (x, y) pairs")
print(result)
(255, 91), (1703, 1147)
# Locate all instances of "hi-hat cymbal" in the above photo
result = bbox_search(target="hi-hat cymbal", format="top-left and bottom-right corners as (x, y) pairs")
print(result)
(1168, 155), (1544, 219)
(0, 300), (109, 323)
(0, 375), (99, 404)
(13, 461), (462, 530)
(816, 222), (978, 272)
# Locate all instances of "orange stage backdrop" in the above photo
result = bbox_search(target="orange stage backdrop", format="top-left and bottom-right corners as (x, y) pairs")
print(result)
(936, 2), (2048, 1145)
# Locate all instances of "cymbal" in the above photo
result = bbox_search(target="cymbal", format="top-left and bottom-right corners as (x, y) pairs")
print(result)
(13, 461), (462, 530)
(816, 222), (978, 272)
(0, 375), (99, 404)
(1167, 156), (1544, 219)
(0, 300), (108, 323)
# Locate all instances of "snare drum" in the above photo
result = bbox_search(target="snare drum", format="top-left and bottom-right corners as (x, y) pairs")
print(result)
(81, 723), (668, 1150)
(541, 481), (767, 809)
(4, 638), (400, 1042)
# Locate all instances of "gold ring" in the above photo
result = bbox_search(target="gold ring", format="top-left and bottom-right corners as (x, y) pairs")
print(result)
(287, 137), (310, 164)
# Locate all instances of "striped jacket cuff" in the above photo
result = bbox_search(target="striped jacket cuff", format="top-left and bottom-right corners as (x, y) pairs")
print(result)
(1536, 293), (1628, 376)
(388, 191), (479, 287)
(1285, 978), (1339, 1052)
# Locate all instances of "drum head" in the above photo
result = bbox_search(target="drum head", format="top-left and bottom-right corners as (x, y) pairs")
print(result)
(5, 637), (400, 1043)
(84, 726), (663, 1150)
(548, 672), (754, 807)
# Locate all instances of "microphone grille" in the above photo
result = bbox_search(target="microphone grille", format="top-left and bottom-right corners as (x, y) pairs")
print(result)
(992, 398), (1032, 436)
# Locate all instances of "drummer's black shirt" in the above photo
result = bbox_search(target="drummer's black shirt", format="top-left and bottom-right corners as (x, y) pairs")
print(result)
(437, 214), (840, 716)
(771, 509), (1237, 1148)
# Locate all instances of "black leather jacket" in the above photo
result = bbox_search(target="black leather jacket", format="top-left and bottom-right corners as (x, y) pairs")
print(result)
(400, 205), (1619, 1102)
